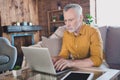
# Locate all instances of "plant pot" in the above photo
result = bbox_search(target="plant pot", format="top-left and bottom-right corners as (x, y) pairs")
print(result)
(12, 70), (21, 77)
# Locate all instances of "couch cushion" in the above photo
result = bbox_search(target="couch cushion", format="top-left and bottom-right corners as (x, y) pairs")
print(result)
(0, 55), (9, 65)
(41, 36), (62, 56)
(105, 27), (120, 67)
(98, 26), (107, 51)
(109, 64), (120, 69)
(49, 25), (66, 38)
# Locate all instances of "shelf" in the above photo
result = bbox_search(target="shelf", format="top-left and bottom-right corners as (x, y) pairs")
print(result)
(3, 25), (42, 33)
(47, 9), (64, 35)
(48, 9), (63, 13)
(50, 21), (64, 24)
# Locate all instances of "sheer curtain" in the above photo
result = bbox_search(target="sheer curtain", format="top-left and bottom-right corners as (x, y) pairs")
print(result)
(96, 0), (120, 26)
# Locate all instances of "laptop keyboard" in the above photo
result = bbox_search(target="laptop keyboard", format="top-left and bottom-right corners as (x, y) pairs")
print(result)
(56, 68), (71, 73)
(56, 70), (61, 73)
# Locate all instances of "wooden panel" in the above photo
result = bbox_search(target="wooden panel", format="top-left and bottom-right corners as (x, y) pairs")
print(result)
(23, 0), (30, 21)
(0, 0), (39, 26)
(29, 0), (39, 25)
(9, 0), (18, 23)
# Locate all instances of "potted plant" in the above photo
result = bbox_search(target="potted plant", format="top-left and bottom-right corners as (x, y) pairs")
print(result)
(52, 16), (57, 22)
(12, 65), (21, 77)
(84, 14), (94, 25)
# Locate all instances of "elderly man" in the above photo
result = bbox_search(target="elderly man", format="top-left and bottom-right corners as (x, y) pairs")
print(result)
(53, 4), (103, 71)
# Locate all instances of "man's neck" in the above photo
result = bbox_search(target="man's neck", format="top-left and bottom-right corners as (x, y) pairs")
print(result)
(74, 26), (81, 36)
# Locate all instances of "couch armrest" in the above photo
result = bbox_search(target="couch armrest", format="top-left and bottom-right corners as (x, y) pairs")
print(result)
(99, 60), (109, 69)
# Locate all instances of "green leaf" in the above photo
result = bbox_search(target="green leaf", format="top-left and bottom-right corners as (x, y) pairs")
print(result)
(13, 65), (21, 70)
(85, 14), (94, 24)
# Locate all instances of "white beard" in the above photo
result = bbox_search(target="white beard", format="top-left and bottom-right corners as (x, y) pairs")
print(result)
(66, 22), (81, 33)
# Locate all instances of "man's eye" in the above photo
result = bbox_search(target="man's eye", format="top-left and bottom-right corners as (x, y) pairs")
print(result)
(69, 19), (74, 21)
(69, 19), (73, 21)
(64, 20), (67, 23)
(64, 19), (74, 23)
(64, 20), (67, 22)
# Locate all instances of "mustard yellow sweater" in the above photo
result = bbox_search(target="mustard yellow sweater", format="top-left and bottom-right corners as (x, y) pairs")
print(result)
(59, 24), (103, 67)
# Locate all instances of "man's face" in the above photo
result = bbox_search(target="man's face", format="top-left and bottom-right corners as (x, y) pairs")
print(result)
(63, 8), (83, 33)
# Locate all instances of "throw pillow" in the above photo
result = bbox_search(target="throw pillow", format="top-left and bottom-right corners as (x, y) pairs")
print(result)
(49, 25), (66, 38)
(105, 27), (120, 66)
(98, 26), (108, 51)
(41, 36), (62, 56)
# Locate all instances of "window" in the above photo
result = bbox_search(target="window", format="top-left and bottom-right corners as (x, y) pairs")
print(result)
(96, 0), (120, 26)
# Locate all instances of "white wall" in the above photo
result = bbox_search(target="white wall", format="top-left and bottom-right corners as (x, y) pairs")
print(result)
(96, 0), (120, 26)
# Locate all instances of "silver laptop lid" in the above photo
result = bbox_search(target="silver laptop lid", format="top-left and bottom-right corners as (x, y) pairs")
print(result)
(21, 47), (56, 74)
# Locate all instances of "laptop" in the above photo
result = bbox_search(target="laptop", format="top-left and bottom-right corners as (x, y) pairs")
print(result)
(21, 47), (70, 75)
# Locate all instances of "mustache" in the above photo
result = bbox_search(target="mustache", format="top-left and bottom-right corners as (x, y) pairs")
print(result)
(65, 26), (72, 29)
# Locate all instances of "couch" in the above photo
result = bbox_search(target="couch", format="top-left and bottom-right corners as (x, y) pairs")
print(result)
(24, 25), (120, 70)
(0, 37), (17, 72)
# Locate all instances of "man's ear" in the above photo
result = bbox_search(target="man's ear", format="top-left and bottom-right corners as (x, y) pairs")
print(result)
(80, 15), (83, 22)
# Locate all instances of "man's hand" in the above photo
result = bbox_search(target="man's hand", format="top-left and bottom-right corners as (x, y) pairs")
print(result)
(54, 58), (73, 71)
(52, 56), (61, 64)
(52, 56), (94, 71)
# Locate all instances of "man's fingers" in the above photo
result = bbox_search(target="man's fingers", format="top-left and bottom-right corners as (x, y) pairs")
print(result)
(54, 59), (69, 71)
(61, 64), (67, 71)
(54, 59), (64, 70)
(56, 61), (67, 71)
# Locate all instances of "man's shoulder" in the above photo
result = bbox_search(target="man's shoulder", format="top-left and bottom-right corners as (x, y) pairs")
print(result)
(82, 24), (100, 35)
(84, 24), (98, 32)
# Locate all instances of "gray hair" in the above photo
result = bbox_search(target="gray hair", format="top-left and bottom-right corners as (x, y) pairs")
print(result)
(63, 4), (83, 16)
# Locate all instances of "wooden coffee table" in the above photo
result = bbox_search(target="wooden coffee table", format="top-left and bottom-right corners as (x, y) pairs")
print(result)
(0, 67), (119, 80)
